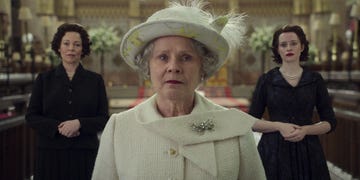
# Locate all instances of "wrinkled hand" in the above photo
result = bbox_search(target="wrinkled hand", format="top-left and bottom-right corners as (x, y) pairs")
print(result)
(58, 119), (81, 138)
(284, 127), (306, 142)
(278, 122), (301, 139)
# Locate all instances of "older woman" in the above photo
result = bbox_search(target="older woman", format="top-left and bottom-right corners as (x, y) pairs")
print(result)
(92, 1), (265, 180)
(26, 23), (109, 180)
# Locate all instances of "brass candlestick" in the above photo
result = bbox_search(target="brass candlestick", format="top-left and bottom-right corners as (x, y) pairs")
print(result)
(19, 6), (32, 43)
(0, 40), (4, 60)
(352, 20), (359, 60)
(351, 4), (360, 70)
(331, 30), (337, 63)
(329, 13), (340, 70)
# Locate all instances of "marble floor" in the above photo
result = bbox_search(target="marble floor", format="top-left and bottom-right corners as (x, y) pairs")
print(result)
(328, 161), (358, 180)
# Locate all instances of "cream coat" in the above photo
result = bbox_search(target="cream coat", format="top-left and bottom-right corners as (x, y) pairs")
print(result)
(92, 92), (266, 180)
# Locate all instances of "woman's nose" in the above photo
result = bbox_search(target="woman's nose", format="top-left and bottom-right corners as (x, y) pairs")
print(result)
(286, 45), (293, 51)
(69, 44), (75, 50)
(167, 59), (181, 73)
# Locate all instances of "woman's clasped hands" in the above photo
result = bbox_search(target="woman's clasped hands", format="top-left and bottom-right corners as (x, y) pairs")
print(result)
(58, 119), (81, 138)
(278, 122), (306, 142)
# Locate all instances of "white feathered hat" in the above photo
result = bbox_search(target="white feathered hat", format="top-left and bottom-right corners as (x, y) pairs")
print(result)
(120, 0), (247, 78)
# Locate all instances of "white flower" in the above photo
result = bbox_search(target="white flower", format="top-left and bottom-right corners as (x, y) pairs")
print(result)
(249, 26), (274, 52)
(89, 26), (121, 55)
(307, 44), (319, 64)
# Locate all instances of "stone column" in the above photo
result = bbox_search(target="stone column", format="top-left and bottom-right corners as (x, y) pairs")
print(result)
(226, 0), (240, 86)
(128, 0), (141, 28)
(127, 0), (143, 86)
(55, 0), (75, 21)
(292, 0), (311, 36)
(228, 0), (239, 12)
(36, 0), (54, 16)
(0, 0), (11, 41)
(310, 0), (332, 64)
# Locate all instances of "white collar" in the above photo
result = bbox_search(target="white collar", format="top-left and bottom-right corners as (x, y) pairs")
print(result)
(131, 93), (257, 176)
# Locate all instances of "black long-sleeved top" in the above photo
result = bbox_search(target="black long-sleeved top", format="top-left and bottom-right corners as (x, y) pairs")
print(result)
(26, 64), (109, 149)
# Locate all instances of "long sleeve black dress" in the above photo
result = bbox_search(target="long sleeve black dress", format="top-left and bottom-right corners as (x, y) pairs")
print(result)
(26, 64), (109, 180)
(249, 67), (336, 180)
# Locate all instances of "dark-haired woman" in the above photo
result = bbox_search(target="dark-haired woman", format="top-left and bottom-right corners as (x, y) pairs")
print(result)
(250, 25), (337, 180)
(26, 23), (109, 180)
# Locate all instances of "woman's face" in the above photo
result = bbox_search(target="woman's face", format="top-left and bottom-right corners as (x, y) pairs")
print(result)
(58, 32), (83, 65)
(149, 36), (202, 100)
(277, 32), (304, 63)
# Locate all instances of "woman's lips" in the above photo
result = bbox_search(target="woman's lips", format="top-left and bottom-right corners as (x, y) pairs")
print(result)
(166, 80), (182, 84)
(66, 54), (76, 58)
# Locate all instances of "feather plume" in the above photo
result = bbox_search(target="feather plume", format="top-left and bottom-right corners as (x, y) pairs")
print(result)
(168, 0), (247, 56)
(220, 13), (247, 53)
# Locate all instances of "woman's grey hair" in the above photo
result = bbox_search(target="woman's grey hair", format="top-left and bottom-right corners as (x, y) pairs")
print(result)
(134, 38), (218, 80)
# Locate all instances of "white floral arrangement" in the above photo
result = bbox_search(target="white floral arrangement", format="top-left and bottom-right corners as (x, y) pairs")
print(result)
(249, 26), (274, 52)
(89, 26), (121, 55)
(306, 44), (320, 64)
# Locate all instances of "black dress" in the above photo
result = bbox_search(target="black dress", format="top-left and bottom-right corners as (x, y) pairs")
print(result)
(249, 67), (336, 180)
(26, 64), (109, 180)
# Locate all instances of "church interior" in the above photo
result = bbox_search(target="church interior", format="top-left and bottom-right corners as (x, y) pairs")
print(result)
(0, 0), (359, 179)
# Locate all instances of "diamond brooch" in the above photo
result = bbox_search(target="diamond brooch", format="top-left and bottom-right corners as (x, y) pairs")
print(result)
(191, 119), (215, 133)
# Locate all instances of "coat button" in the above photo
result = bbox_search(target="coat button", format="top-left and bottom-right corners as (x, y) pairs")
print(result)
(168, 148), (178, 157)
(68, 101), (72, 104)
(69, 88), (72, 93)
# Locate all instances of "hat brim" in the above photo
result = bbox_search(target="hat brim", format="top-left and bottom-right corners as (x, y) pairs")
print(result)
(120, 20), (229, 77)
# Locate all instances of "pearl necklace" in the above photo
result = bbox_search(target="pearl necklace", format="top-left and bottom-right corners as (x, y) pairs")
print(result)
(279, 68), (302, 80)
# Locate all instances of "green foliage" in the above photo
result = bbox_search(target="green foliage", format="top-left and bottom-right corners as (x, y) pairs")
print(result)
(46, 47), (60, 66)
(89, 26), (121, 55)
(249, 26), (274, 52)
(306, 44), (319, 65)
(347, 0), (358, 6)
